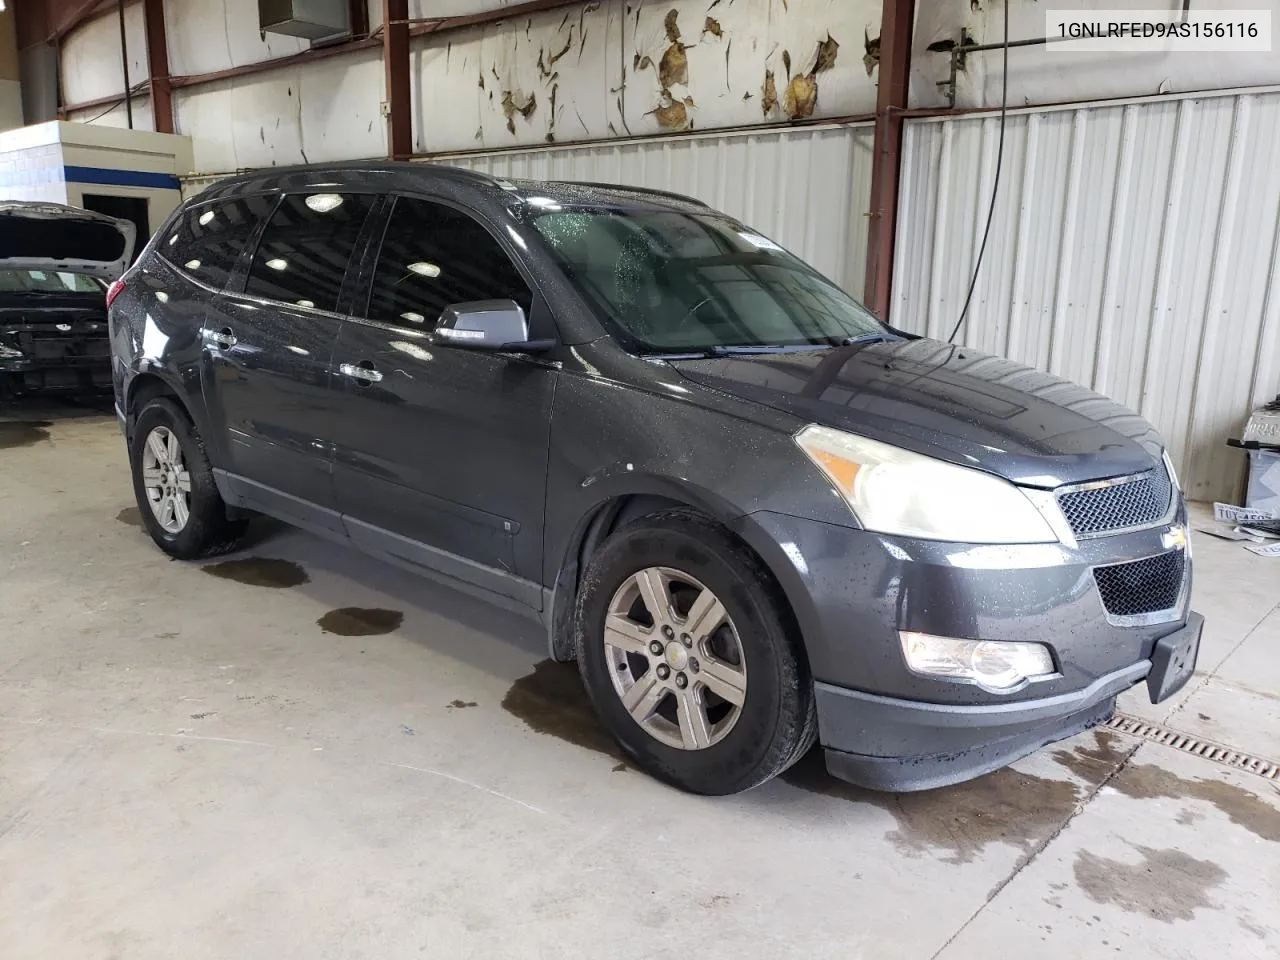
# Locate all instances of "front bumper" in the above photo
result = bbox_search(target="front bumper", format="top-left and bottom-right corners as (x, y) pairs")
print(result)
(818, 612), (1201, 791)
(730, 508), (1199, 792)
(0, 322), (111, 392)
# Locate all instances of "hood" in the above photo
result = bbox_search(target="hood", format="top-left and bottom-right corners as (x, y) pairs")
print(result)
(669, 339), (1164, 488)
(0, 201), (136, 280)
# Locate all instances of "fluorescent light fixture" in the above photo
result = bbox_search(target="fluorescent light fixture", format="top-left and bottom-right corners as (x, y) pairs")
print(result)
(407, 262), (441, 278)
(265, 258), (288, 271)
(305, 194), (344, 213)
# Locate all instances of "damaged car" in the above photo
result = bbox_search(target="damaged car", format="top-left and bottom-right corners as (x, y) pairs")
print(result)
(108, 165), (1202, 796)
(0, 201), (136, 396)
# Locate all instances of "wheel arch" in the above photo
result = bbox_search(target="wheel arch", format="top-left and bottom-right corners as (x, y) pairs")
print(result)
(545, 478), (804, 667)
(124, 371), (180, 433)
(124, 369), (216, 456)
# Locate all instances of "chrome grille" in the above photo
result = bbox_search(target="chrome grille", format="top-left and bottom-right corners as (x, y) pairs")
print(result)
(1056, 468), (1172, 537)
(1093, 552), (1185, 618)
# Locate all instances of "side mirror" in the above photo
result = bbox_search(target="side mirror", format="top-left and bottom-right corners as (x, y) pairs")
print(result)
(433, 300), (555, 353)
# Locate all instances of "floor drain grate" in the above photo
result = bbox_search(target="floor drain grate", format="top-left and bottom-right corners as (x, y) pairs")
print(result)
(1107, 713), (1280, 781)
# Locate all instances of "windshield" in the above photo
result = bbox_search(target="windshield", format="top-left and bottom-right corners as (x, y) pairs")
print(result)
(529, 208), (885, 354)
(0, 269), (105, 294)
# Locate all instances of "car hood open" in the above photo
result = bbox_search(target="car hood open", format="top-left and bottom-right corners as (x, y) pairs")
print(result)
(0, 201), (136, 280)
(668, 338), (1165, 488)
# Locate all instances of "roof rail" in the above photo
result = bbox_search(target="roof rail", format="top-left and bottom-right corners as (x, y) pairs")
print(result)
(552, 180), (709, 207)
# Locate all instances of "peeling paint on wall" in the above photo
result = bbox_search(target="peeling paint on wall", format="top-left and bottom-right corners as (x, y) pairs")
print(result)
(70, 0), (879, 167)
(761, 69), (778, 115)
(910, 0), (1280, 110)
(862, 29), (880, 76)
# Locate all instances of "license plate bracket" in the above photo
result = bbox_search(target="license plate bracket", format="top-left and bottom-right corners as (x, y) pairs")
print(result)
(1147, 612), (1203, 703)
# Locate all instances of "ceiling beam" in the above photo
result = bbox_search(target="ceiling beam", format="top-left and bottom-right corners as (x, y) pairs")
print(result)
(383, 0), (411, 160)
(142, 0), (172, 133)
(863, 0), (916, 321)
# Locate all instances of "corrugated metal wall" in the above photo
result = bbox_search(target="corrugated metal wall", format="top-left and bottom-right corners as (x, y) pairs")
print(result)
(443, 121), (875, 297)
(892, 87), (1280, 503)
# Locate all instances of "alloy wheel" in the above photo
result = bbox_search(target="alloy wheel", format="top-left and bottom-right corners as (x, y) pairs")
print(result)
(603, 566), (748, 750)
(140, 425), (192, 534)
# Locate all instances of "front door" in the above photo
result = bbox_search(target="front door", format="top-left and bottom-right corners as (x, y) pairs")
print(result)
(330, 195), (557, 609)
(202, 191), (379, 534)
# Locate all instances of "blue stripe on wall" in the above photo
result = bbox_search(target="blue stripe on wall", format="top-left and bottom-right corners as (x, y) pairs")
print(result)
(63, 166), (181, 190)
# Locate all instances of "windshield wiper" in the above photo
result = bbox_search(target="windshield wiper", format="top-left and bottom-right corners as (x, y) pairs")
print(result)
(717, 343), (850, 357)
(841, 332), (899, 346)
(645, 343), (835, 360)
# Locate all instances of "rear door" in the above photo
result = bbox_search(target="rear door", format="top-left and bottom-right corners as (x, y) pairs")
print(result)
(329, 194), (558, 608)
(201, 191), (380, 534)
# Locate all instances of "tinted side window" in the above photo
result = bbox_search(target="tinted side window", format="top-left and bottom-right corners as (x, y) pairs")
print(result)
(162, 195), (275, 289)
(244, 193), (376, 313)
(366, 197), (532, 327)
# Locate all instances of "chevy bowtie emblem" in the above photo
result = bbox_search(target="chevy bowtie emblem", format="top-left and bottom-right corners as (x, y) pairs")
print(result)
(1162, 526), (1188, 551)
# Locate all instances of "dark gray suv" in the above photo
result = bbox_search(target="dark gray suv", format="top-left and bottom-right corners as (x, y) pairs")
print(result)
(108, 163), (1202, 795)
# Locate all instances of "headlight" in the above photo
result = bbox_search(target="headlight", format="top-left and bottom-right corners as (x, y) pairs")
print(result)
(900, 632), (1056, 692)
(794, 425), (1057, 543)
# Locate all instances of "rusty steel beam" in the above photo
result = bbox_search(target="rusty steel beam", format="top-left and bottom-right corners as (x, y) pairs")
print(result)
(62, 87), (149, 116)
(142, 0), (174, 133)
(168, 38), (381, 89)
(383, 0), (412, 160)
(48, 0), (116, 43)
(162, 0), (582, 93)
(863, 0), (916, 321)
(407, 0), (580, 37)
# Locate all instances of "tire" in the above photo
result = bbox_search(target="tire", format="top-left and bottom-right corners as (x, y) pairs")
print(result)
(129, 397), (247, 560)
(575, 509), (817, 795)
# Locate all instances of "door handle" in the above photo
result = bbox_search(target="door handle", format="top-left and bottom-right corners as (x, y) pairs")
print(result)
(204, 327), (237, 349)
(339, 361), (383, 384)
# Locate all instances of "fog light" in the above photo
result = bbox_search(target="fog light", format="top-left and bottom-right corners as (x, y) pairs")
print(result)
(900, 632), (1056, 692)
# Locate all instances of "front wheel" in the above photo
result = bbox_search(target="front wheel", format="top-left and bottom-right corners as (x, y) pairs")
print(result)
(575, 510), (816, 795)
(128, 397), (247, 560)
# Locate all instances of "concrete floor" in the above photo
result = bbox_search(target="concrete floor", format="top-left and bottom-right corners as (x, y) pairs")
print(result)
(2, 404), (1278, 960)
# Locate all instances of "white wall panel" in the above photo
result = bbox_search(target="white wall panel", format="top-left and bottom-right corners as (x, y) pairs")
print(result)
(61, 5), (147, 104)
(443, 121), (873, 294)
(66, 96), (156, 133)
(912, 0), (1280, 110)
(405, 0), (876, 155)
(892, 87), (1280, 502)
(173, 49), (386, 173)
(165, 0), (309, 76)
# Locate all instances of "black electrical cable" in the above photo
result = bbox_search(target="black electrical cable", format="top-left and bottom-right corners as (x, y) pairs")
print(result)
(946, 0), (1010, 345)
(83, 81), (150, 124)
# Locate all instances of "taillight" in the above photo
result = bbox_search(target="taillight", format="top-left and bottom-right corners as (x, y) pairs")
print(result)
(105, 279), (126, 309)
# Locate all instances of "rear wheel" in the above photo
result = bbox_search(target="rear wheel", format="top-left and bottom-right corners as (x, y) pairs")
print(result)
(576, 509), (816, 795)
(129, 397), (246, 559)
